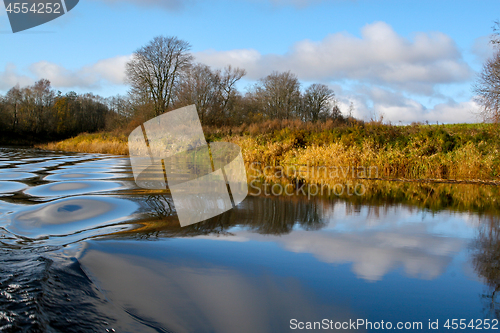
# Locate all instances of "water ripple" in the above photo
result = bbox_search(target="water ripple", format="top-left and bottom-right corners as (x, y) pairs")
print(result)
(0, 172), (37, 181)
(8, 196), (139, 239)
(24, 181), (126, 198)
(0, 181), (28, 195)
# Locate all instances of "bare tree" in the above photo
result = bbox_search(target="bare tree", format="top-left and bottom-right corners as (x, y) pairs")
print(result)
(473, 21), (500, 122)
(474, 51), (500, 122)
(106, 95), (134, 120)
(255, 71), (301, 120)
(126, 36), (193, 116)
(176, 63), (218, 123)
(474, 22), (500, 123)
(176, 64), (246, 125)
(4, 85), (22, 131)
(491, 20), (500, 46)
(214, 65), (246, 118)
(302, 83), (335, 122)
(32, 79), (54, 133)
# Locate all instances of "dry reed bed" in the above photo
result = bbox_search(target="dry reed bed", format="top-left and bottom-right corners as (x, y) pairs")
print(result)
(39, 132), (129, 155)
(38, 122), (500, 182)
(226, 137), (500, 182)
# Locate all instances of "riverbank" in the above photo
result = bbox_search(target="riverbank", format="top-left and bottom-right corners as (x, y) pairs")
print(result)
(37, 122), (500, 182)
(39, 132), (129, 155)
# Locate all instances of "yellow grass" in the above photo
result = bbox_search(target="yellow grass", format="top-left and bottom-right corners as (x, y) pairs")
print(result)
(38, 132), (128, 155)
(38, 125), (500, 182)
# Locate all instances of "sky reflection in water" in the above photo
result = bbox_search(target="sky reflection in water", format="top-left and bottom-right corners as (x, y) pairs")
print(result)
(0, 148), (497, 332)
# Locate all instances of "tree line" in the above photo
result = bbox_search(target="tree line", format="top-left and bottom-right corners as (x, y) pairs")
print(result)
(125, 35), (343, 127)
(0, 79), (117, 142)
(0, 34), (344, 144)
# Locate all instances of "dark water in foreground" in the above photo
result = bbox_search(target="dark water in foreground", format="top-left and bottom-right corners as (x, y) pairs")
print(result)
(0, 147), (499, 332)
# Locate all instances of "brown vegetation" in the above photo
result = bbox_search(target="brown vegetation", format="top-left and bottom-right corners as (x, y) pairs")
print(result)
(39, 121), (500, 183)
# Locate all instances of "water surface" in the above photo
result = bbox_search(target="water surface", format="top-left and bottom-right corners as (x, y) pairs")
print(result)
(0, 147), (498, 332)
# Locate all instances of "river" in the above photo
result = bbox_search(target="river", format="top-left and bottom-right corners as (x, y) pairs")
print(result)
(0, 147), (498, 332)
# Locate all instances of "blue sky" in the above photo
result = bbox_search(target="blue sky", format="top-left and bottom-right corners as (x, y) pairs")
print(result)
(0, 0), (498, 123)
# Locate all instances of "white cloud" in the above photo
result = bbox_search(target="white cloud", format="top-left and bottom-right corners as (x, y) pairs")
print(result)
(195, 48), (263, 76)
(421, 100), (480, 123)
(199, 226), (464, 282)
(195, 22), (472, 95)
(373, 98), (478, 124)
(334, 86), (479, 123)
(93, 0), (347, 10)
(91, 0), (191, 10)
(93, 0), (353, 10)
(29, 61), (89, 87)
(273, 229), (464, 281)
(0, 63), (33, 90)
(80, 55), (131, 85)
(0, 55), (131, 91)
(471, 35), (497, 64)
(30, 55), (131, 88)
